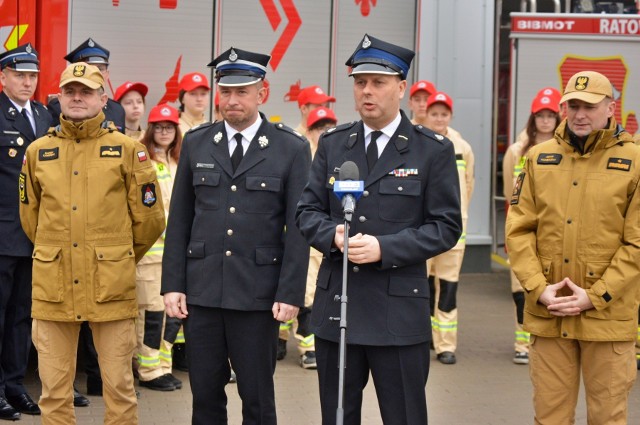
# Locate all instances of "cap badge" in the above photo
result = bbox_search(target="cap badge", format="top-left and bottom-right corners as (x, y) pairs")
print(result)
(26, 45), (32, 54)
(229, 49), (238, 62)
(575, 76), (588, 91)
(161, 107), (171, 116)
(213, 132), (222, 144)
(73, 65), (86, 77)
(418, 82), (425, 88)
(258, 135), (269, 149)
(317, 109), (327, 117)
(540, 97), (550, 105)
(192, 74), (202, 82)
(362, 35), (371, 49)
(315, 87), (323, 94)
(88, 39), (95, 47)
(435, 94), (446, 101)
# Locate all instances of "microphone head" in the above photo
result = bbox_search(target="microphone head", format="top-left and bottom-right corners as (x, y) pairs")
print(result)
(339, 161), (359, 181)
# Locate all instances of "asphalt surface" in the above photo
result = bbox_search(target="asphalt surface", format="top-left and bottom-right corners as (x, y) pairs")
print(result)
(17, 268), (640, 424)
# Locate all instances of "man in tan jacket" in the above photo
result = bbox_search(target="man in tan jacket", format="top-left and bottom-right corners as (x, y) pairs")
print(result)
(19, 63), (165, 425)
(507, 71), (639, 424)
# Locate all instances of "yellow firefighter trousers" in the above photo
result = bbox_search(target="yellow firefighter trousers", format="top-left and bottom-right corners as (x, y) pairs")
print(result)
(33, 318), (138, 425)
(529, 335), (636, 425)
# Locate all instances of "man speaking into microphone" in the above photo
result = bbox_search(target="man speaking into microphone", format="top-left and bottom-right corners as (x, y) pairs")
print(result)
(296, 34), (462, 425)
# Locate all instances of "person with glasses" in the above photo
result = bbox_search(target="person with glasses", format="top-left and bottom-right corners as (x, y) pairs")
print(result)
(135, 104), (184, 392)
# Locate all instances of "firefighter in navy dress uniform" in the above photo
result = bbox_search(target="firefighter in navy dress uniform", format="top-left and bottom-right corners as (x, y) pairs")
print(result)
(47, 38), (125, 133)
(162, 47), (310, 425)
(0, 43), (52, 420)
(296, 34), (462, 425)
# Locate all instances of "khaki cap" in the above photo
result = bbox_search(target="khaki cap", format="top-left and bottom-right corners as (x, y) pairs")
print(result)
(560, 71), (613, 104)
(59, 62), (104, 89)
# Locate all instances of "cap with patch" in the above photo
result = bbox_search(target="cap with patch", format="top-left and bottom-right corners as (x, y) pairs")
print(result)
(307, 107), (337, 129)
(297, 85), (336, 107)
(114, 81), (149, 102)
(179, 72), (211, 92)
(427, 91), (453, 112)
(148, 104), (179, 125)
(0, 43), (39, 72)
(64, 38), (109, 65)
(536, 86), (562, 103)
(208, 47), (271, 87)
(345, 34), (414, 80)
(560, 71), (613, 104)
(59, 62), (104, 89)
(410, 80), (436, 97)
(531, 93), (559, 114)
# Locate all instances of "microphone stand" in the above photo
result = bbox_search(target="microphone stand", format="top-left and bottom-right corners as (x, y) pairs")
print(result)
(334, 198), (354, 425)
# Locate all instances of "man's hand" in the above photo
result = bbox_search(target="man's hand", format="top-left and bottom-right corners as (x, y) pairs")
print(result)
(164, 292), (188, 319)
(538, 278), (594, 316)
(272, 302), (299, 322)
(347, 233), (381, 264)
(334, 224), (345, 252)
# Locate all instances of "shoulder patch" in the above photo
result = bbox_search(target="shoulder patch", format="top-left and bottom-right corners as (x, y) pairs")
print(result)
(536, 153), (562, 165)
(141, 183), (157, 207)
(19, 172), (27, 204)
(607, 157), (631, 171)
(510, 172), (525, 205)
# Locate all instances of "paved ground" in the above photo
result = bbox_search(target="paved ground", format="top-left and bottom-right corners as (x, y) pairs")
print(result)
(17, 268), (640, 424)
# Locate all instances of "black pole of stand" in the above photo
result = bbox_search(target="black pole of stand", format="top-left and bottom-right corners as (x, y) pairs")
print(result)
(334, 209), (352, 425)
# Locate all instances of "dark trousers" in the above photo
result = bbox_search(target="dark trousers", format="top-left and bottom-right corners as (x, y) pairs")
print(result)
(316, 337), (430, 425)
(0, 255), (32, 397)
(185, 305), (279, 425)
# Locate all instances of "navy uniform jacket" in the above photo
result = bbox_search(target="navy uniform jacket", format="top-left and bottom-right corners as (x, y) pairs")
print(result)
(0, 91), (52, 257)
(162, 113), (311, 311)
(295, 111), (462, 346)
(47, 97), (125, 133)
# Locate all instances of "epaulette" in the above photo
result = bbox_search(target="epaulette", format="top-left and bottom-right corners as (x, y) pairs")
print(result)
(414, 124), (447, 144)
(274, 122), (306, 141)
(185, 121), (214, 136)
(324, 121), (357, 137)
(47, 125), (61, 137)
(101, 120), (117, 132)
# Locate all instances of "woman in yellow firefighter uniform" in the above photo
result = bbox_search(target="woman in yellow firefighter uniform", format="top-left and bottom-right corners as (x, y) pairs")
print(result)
(423, 92), (475, 365)
(507, 71), (639, 424)
(136, 104), (183, 391)
(502, 91), (561, 364)
(19, 63), (165, 425)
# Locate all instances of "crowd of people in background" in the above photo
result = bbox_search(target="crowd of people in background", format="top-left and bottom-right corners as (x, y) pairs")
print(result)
(0, 32), (639, 425)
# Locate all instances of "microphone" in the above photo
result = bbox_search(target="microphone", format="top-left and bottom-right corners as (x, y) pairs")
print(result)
(333, 161), (364, 215)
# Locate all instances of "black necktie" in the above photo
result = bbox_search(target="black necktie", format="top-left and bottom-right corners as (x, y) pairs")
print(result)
(21, 108), (35, 137)
(231, 133), (244, 172)
(367, 131), (382, 171)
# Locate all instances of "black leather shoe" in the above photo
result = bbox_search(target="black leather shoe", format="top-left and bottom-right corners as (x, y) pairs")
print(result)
(276, 338), (287, 360)
(436, 351), (457, 365)
(6, 393), (40, 415)
(0, 397), (19, 420)
(164, 373), (183, 390)
(139, 375), (175, 391)
(73, 388), (90, 407)
(86, 376), (103, 396)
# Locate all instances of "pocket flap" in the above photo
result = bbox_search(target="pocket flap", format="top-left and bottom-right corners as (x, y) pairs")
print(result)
(585, 262), (609, 279)
(95, 245), (134, 261)
(32, 245), (62, 262)
(246, 176), (281, 192)
(379, 179), (420, 196)
(135, 167), (156, 185)
(187, 240), (205, 258)
(256, 245), (284, 265)
(193, 171), (220, 187)
(388, 275), (428, 298)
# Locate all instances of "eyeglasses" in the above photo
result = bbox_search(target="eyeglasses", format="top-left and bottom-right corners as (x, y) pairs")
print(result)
(153, 125), (176, 133)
